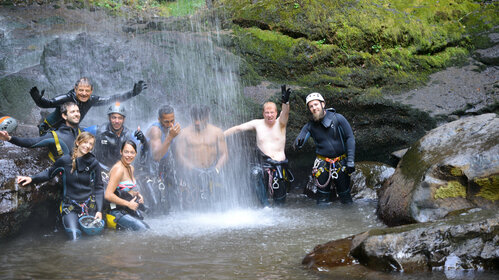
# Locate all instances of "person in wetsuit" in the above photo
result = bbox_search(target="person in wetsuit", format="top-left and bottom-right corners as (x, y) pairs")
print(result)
(0, 102), (82, 161)
(293, 92), (355, 204)
(224, 85), (293, 206)
(105, 140), (149, 231)
(91, 102), (147, 171)
(17, 132), (104, 240)
(30, 77), (147, 135)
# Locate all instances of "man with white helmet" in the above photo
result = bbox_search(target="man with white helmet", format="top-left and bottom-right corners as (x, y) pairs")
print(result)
(294, 92), (355, 204)
(92, 102), (147, 170)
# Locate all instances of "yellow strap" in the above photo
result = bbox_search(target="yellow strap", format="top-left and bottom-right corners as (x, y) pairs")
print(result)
(51, 130), (63, 157)
(43, 118), (52, 127)
(48, 152), (56, 162)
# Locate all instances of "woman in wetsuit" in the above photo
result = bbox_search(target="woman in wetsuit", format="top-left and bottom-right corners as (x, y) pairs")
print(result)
(17, 132), (104, 240)
(105, 140), (149, 231)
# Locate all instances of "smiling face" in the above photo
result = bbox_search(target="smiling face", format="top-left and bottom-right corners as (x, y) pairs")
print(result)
(120, 143), (137, 165)
(76, 137), (95, 157)
(109, 113), (125, 131)
(262, 102), (278, 126)
(62, 104), (81, 126)
(307, 100), (325, 121)
(75, 83), (93, 103)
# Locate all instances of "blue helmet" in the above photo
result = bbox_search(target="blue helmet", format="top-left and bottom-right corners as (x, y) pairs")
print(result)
(78, 216), (105, 236)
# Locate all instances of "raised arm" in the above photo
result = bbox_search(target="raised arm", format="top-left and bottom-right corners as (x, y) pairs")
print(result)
(224, 120), (258, 137)
(279, 103), (290, 127)
(29, 87), (72, 108)
(92, 81), (147, 106)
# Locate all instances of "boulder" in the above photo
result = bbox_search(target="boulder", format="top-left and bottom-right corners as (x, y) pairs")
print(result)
(303, 209), (499, 273)
(350, 209), (499, 272)
(0, 141), (60, 239)
(350, 162), (394, 201)
(378, 113), (499, 226)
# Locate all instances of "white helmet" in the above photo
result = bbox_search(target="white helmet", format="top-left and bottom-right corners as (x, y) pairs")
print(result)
(0, 116), (18, 133)
(107, 102), (126, 117)
(305, 92), (325, 105)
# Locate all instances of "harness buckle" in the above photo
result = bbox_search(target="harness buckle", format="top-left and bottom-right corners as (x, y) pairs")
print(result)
(158, 181), (165, 191)
(272, 177), (280, 189)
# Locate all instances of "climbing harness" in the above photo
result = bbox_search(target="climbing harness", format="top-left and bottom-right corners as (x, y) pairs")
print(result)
(312, 154), (346, 189)
(61, 196), (96, 217)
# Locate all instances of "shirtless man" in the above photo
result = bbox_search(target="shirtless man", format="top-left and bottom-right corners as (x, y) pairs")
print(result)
(224, 85), (293, 205)
(177, 105), (228, 171)
(176, 105), (228, 205)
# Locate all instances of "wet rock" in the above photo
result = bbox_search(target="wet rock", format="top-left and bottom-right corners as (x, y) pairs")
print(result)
(474, 32), (499, 65)
(350, 209), (499, 272)
(0, 142), (60, 239)
(302, 236), (358, 270)
(350, 162), (394, 201)
(378, 114), (499, 226)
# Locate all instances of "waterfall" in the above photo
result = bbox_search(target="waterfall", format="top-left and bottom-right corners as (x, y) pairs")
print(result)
(0, 7), (259, 211)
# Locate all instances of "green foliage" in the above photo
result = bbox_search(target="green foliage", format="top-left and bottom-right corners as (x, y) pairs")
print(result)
(217, 0), (496, 95)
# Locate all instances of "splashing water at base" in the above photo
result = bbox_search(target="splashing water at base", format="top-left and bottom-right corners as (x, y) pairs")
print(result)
(1, 197), (496, 279)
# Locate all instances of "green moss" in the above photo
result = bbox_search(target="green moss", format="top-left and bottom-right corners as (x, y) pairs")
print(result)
(434, 181), (467, 199)
(450, 167), (464, 177)
(475, 175), (499, 201)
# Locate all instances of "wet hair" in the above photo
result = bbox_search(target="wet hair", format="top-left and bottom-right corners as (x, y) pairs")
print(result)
(75, 77), (93, 90)
(121, 140), (137, 153)
(158, 105), (174, 118)
(263, 102), (277, 112)
(60, 101), (78, 116)
(190, 105), (210, 121)
(71, 132), (95, 173)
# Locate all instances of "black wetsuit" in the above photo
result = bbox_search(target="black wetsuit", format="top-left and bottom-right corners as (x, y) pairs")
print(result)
(30, 153), (104, 240)
(295, 108), (355, 204)
(8, 123), (81, 159)
(30, 88), (140, 133)
(94, 123), (138, 170)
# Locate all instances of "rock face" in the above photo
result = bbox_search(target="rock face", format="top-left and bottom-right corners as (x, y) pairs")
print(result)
(350, 209), (499, 272)
(378, 113), (499, 226)
(0, 141), (60, 239)
(303, 209), (498, 272)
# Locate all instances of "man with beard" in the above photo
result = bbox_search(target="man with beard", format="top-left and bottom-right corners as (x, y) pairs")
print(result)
(293, 92), (355, 204)
(92, 102), (147, 170)
(176, 105), (228, 206)
(224, 85), (293, 206)
(0, 102), (82, 161)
